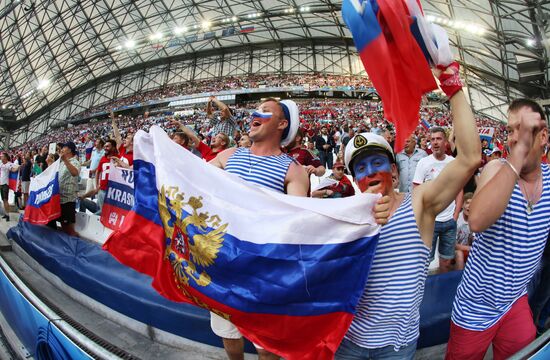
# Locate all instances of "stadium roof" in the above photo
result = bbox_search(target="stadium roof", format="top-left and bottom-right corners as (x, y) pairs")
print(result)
(0, 0), (549, 144)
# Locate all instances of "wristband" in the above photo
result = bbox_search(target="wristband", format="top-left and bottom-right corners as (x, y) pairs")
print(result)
(436, 62), (463, 99)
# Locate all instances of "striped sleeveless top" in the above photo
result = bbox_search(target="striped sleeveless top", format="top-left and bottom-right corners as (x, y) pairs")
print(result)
(225, 147), (294, 193)
(345, 193), (430, 350)
(452, 163), (550, 331)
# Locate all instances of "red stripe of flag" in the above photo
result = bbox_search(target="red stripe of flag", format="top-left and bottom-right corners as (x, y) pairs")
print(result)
(343, 0), (437, 153)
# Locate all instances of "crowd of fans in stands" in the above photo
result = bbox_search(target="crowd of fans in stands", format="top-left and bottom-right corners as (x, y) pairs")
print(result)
(69, 74), (374, 120)
(1, 77), (548, 358)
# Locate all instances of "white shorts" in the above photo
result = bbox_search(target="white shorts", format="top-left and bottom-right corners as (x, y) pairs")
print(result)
(210, 312), (242, 339)
(21, 181), (30, 193)
(210, 312), (263, 349)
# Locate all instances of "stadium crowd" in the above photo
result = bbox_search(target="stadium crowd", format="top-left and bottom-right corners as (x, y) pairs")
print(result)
(70, 74), (375, 121)
(1, 72), (549, 360)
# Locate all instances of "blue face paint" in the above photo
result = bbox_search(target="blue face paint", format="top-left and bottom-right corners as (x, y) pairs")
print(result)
(353, 153), (392, 181)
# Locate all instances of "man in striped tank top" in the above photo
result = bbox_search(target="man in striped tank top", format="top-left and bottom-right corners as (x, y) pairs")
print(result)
(208, 98), (309, 359)
(447, 99), (549, 360)
(336, 63), (481, 360)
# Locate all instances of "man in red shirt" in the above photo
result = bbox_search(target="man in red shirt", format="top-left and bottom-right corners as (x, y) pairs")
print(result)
(111, 111), (134, 168)
(197, 132), (230, 162)
(168, 117), (227, 161)
(286, 129), (325, 177)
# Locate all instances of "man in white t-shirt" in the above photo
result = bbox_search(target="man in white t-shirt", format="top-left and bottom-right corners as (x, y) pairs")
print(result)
(0, 153), (20, 221)
(413, 127), (458, 272)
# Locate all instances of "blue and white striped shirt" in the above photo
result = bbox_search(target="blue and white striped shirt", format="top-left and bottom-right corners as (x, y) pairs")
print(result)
(225, 147), (293, 193)
(452, 163), (550, 331)
(345, 193), (430, 350)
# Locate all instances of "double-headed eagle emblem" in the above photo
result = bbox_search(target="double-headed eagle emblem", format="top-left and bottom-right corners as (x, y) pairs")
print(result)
(158, 185), (227, 288)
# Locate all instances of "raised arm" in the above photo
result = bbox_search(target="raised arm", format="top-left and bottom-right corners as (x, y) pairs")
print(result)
(469, 111), (543, 232)
(206, 98), (214, 119)
(211, 97), (232, 120)
(419, 66), (481, 217)
(169, 118), (201, 148)
(111, 110), (122, 148)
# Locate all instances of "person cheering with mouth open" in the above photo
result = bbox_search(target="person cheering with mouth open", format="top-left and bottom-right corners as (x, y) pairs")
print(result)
(210, 98), (392, 359)
(335, 63), (481, 360)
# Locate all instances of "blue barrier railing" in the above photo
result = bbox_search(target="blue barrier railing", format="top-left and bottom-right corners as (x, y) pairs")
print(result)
(0, 257), (92, 360)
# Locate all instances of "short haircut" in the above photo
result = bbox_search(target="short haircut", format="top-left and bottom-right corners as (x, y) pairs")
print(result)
(463, 192), (474, 202)
(105, 139), (117, 149)
(430, 126), (447, 139)
(508, 98), (546, 122)
(173, 132), (189, 146)
(217, 133), (229, 147)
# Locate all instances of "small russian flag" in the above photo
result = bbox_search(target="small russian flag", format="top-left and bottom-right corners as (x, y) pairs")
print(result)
(421, 118), (431, 130)
(240, 26), (254, 33)
(8, 171), (18, 192)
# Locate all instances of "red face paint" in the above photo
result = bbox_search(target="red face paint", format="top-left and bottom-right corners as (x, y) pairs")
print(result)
(356, 172), (393, 195)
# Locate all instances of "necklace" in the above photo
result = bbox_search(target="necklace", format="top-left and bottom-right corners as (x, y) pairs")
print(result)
(247, 150), (275, 174)
(519, 174), (542, 214)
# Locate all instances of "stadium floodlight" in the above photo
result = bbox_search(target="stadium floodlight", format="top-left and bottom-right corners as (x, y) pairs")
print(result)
(232, 16), (238, 22)
(526, 38), (536, 47)
(115, 45), (122, 51)
(453, 21), (465, 30)
(1, 105), (5, 110)
(174, 26), (186, 35)
(124, 40), (135, 49)
(37, 79), (50, 90)
(466, 25), (485, 36)
(426, 15), (435, 22)
(202, 21), (211, 29)
(22, 90), (34, 99)
(149, 32), (163, 41)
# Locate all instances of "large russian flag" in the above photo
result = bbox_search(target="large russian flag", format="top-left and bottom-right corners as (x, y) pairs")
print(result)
(342, 0), (438, 153)
(100, 166), (134, 231)
(23, 159), (61, 225)
(8, 171), (18, 192)
(104, 126), (381, 359)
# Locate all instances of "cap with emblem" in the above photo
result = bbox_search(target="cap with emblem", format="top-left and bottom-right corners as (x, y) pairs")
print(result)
(344, 132), (395, 176)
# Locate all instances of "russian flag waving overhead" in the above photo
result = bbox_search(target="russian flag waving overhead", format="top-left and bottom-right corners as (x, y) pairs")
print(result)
(104, 126), (381, 359)
(8, 171), (18, 192)
(23, 159), (61, 224)
(342, 0), (438, 153)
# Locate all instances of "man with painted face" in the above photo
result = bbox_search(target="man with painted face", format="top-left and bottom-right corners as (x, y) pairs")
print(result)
(209, 99), (392, 359)
(209, 98), (309, 360)
(335, 63), (480, 360)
